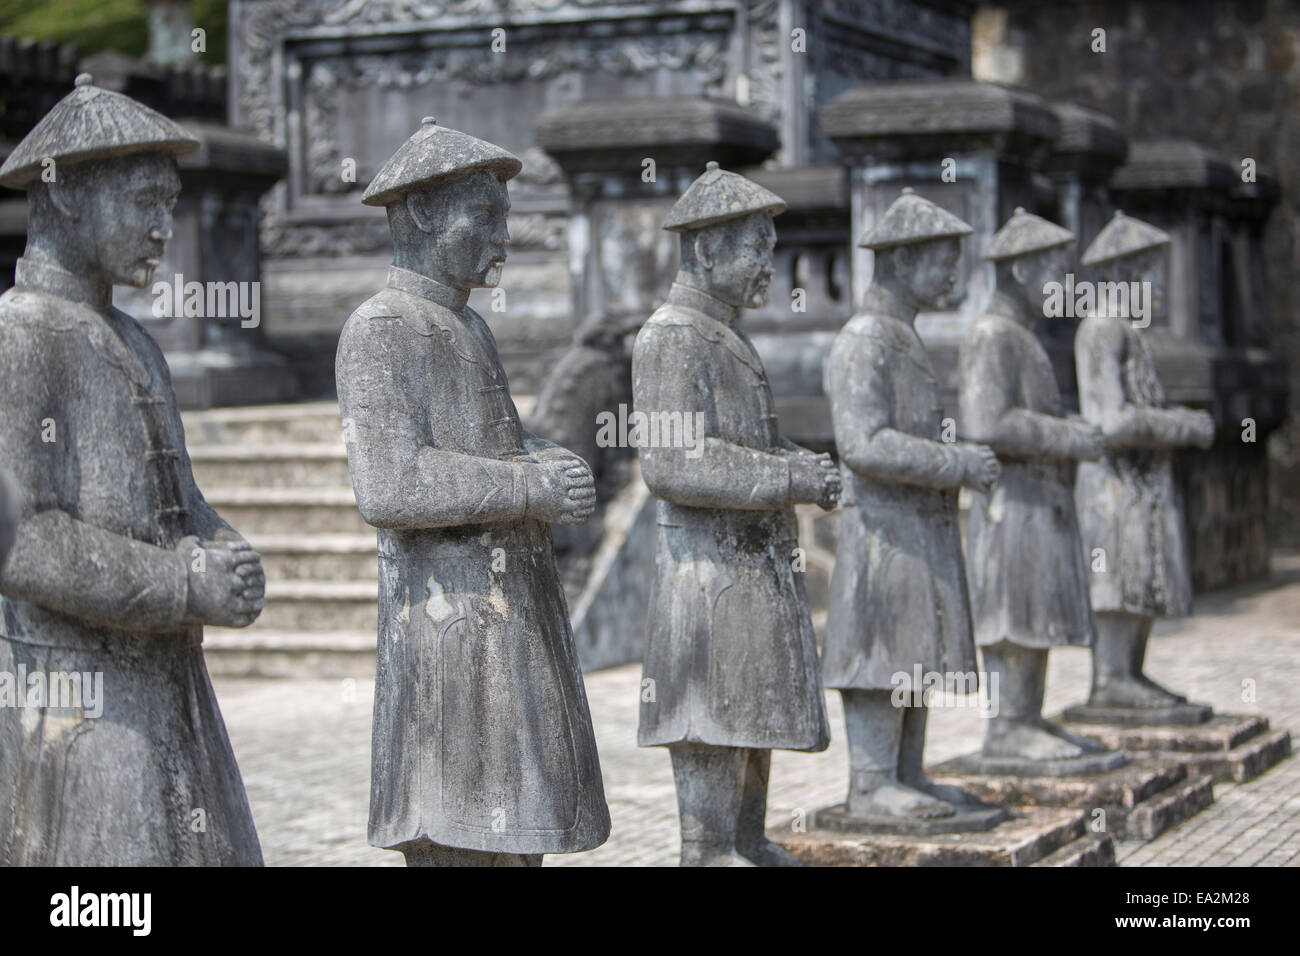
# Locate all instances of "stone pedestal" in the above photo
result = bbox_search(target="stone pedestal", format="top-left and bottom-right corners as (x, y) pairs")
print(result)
(1062, 701), (1213, 727)
(773, 806), (1114, 866)
(813, 800), (1008, 836)
(930, 755), (1214, 841)
(1056, 713), (1292, 785)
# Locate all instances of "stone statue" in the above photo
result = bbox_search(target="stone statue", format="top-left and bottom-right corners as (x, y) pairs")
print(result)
(335, 118), (610, 867)
(1073, 211), (1215, 718)
(633, 162), (840, 866)
(0, 470), (18, 568)
(957, 208), (1116, 770)
(0, 75), (264, 865)
(823, 189), (1004, 824)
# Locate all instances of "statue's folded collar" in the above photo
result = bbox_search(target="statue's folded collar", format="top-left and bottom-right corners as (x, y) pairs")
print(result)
(666, 275), (740, 326)
(14, 257), (111, 311)
(387, 265), (470, 312)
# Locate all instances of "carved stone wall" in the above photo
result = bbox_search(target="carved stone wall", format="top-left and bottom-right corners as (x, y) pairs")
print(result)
(230, 0), (973, 395)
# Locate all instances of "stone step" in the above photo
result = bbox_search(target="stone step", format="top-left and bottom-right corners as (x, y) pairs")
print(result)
(255, 579), (377, 632)
(1119, 772), (1215, 841)
(1057, 713), (1293, 783)
(1029, 832), (1116, 867)
(930, 754), (1217, 842)
(190, 442), (350, 489)
(774, 806), (1100, 866)
(182, 401), (345, 446)
(203, 628), (375, 679)
(202, 487), (370, 535)
(248, 533), (377, 581)
(1131, 729), (1293, 785)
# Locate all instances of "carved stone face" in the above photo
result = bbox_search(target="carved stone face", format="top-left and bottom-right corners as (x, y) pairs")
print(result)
(899, 236), (962, 310)
(406, 170), (511, 290)
(1099, 246), (1168, 316)
(1013, 243), (1073, 312)
(62, 153), (180, 288)
(695, 213), (777, 309)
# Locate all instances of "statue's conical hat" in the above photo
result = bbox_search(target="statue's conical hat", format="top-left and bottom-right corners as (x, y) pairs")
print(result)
(983, 207), (1075, 262)
(1081, 210), (1171, 266)
(663, 161), (786, 232)
(0, 73), (199, 189)
(858, 187), (972, 249)
(362, 116), (522, 207)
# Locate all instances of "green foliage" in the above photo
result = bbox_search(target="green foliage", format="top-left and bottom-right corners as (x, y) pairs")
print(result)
(0, 0), (227, 64)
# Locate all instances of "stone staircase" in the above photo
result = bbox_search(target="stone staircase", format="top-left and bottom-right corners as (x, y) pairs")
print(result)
(184, 401), (379, 678)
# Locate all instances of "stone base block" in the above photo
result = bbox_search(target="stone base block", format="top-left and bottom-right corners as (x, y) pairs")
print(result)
(939, 748), (1126, 778)
(772, 807), (1113, 867)
(813, 801), (1009, 836)
(1062, 701), (1213, 726)
(1055, 712), (1292, 784)
(930, 755), (1213, 841)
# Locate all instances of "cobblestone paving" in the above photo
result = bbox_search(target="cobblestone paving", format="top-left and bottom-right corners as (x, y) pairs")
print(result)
(213, 555), (1300, 867)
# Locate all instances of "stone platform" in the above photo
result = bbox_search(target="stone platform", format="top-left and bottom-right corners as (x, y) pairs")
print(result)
(773, 806), (1114, 866)
(1063, 700), (1214, 726)
(1055, 712), (1292, 784)
(929, 756), (1214, 841)
(812, 801), (1008, 836)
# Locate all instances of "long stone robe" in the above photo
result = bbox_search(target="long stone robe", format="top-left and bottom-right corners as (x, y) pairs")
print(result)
(335, 266), (609, 855)
(958, 312), (1096, 650)
(822, 311), (976, 690)
(0, 257), (262, 866)
(632, 280), (830, 752)
(1074, 313), (1195, 617)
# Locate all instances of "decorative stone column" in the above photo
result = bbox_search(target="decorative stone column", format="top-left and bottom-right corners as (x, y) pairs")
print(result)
(820, 79), (1060, 410)
(1107, 139), (1288, 589)
(536, 97), (780, 326)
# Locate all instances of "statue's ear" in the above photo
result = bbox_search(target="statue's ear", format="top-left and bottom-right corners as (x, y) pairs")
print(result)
(44, 178), (81, 223)
(1009, 256), (1029, 286)
(404, 189), (439, 235)
(693, 230), (716, 271)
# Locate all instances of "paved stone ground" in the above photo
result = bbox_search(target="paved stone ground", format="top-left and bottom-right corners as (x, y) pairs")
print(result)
(213, 553), (1300, 867)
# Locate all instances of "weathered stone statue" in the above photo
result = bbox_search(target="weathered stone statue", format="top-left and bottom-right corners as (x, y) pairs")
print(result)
(823, 189), (1004, 826)
(0, 75), (264, 865)
(335, 118), (610, 867)
(958, 208), (1117, 771)
(633, 162), (840, 866)
(1072, 211), (1215, 719)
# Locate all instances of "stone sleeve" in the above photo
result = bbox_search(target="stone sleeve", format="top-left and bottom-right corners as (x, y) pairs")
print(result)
(958, 323), (1093, 462)
(632, 321), (792, 510)
(336, 316), (531, 530)
(1075, 319), (1197, 451)
(827, 330), (965, 490)
(0, 322), (189, 631)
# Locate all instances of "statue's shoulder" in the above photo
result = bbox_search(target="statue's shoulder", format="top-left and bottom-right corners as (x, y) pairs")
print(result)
(0, 285), (83, 336)
(838, 311), (904, 351)
(345, 288), (408, 328)
(1075, 311), (1127, 349)
(967, 312), (1020, 347)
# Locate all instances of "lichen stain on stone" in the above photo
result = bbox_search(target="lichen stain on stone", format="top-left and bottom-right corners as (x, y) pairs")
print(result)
(424, 574), (455, 622)
(987, 485), (1006, 522)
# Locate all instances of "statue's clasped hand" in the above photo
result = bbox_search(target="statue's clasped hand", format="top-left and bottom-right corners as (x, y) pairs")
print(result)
(178, 534), (266, 628)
